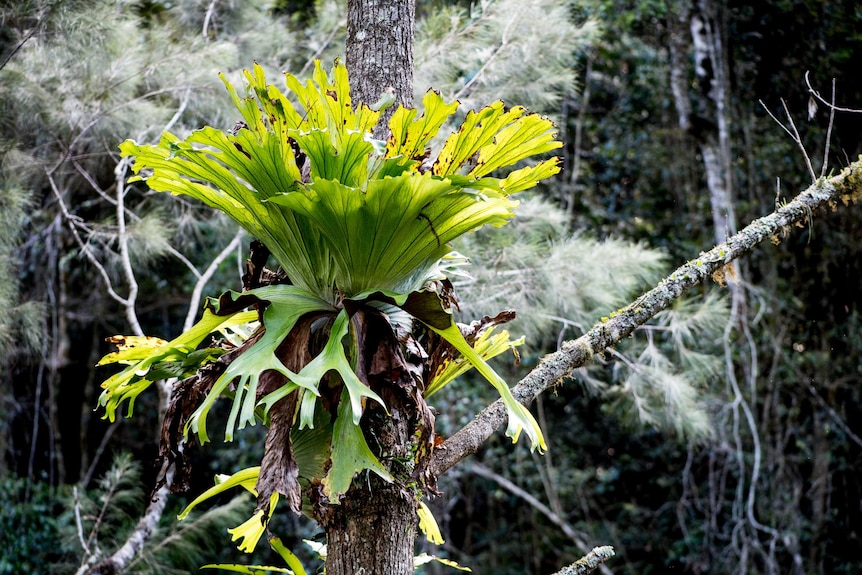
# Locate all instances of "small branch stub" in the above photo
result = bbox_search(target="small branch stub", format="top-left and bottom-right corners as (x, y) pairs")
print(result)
(551, 546), (615, 575)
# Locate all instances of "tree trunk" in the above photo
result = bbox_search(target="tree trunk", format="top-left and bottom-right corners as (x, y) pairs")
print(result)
(318, 481), (418, 575)
(689, 0), (737, 244)
(321, 3), (419, 574)
(346, 0), (414, 137)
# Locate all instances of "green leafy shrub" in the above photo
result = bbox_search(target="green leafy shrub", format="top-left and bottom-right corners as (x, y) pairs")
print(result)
(0, 477), (63, 574)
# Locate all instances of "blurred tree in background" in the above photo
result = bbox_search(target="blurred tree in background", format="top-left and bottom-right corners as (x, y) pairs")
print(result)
(0, 0), (860, 573)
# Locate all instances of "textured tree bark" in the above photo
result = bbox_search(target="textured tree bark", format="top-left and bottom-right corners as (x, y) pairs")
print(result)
(346, 0), (414, 137)
(318, 481), (418, 575)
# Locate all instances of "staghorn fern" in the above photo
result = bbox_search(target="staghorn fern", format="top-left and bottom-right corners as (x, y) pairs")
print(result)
(98, 60), (561, 554)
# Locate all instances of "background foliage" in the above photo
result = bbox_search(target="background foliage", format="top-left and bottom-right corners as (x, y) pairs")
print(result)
(1, 0), (860, 573)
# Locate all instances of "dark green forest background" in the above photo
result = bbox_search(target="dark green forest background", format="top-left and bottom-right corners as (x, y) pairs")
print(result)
(1, 0), (861, 573)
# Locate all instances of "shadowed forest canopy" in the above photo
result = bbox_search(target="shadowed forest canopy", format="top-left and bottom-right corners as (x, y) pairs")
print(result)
(1, 0), (861, 574)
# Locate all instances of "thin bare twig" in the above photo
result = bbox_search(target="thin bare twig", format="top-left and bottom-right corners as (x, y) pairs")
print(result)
(723, 281), (780, 545)
(0, 2), (49, 72)
(0, 26), (36, 72)
(71, 158), (117, 205)
(805, 70), (862, 114)
(46, 171), (131, 308)
(821, 79), (836, 178)
(451, 17), (516, 102)
(73, 483), (102, 575)
(299, 20), (345, 77)
(71, 157), (202, 279)
(82, 460), (127, 563)
(26, 348), (47, 491)
(758, 99), (816, 183)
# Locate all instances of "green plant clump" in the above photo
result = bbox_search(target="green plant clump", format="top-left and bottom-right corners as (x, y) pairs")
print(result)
(98, 60), (561, 555)
(0, 477), (63, 574)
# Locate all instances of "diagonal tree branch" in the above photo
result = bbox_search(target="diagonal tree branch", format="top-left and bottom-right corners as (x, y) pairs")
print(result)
(431, 158), (862, 477)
